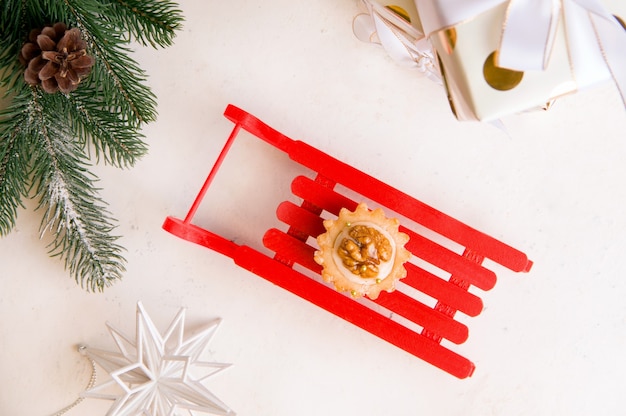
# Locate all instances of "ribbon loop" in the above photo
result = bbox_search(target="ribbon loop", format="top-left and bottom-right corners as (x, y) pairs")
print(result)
(499, 0), (561, 70)
(353, 0), (441, 82)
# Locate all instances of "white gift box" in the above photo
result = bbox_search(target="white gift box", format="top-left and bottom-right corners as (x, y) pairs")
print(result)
(415, 0), (626, 121)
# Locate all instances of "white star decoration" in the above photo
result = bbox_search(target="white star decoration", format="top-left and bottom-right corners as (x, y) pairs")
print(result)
(82, 302), (235, 416)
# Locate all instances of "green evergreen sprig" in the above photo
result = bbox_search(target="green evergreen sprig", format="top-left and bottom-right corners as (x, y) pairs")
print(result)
(0, 0), (183, 291)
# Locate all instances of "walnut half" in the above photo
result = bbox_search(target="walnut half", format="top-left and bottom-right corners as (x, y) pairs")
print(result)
(337, 224), (392, 279)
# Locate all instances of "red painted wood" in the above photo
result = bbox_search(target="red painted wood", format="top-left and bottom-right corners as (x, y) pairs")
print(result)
(263, 228), (469, 345)
(223, 103), (531, 273)
(163, 104), (533, 379)
(233, 244), (476, 379)
(287, 141), (532, 273)
(403, 263), (483, 317)
(290, 175), (497, 290)
(163, 216), (238, 258)
(276, 201), (326, 238)
(274, 199), (484, 317)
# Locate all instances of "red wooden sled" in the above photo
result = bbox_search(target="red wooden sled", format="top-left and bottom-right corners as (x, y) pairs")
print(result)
(163, 104), (532, 379)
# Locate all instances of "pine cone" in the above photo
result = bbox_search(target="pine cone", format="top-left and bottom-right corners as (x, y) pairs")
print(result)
(21, 23), (95, 94)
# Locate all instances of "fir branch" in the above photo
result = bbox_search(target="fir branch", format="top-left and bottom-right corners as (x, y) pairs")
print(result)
(104, 0), (184, 48)
(0, 0), (182, 290)
(0, 0), (28, 89)
(86, 51), (157, 125)
(0, 132), (24, 233)
(64, 0), (158, 124)
(0, 86), (31, 234)
(28, 89), (125, 291)
(28, 0), (72, 23)
(66, 91), (148, 167)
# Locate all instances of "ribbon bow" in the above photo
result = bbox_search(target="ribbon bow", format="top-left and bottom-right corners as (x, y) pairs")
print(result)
(353, 0), (441, 82)
(415, 0), (626, 105)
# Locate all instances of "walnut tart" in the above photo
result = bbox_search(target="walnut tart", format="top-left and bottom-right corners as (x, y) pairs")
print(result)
(314, 203), (411, 299)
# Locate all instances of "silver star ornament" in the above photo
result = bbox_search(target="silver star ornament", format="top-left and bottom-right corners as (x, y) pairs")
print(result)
(81, 302), (235, 416)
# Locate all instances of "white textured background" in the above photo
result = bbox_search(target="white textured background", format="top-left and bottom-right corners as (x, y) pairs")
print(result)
(2, 1), (626, 415)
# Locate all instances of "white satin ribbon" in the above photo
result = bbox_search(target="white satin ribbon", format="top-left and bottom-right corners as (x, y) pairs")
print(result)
(414, 0), (626, 105)
(353, 0), (441, 82)
(500, 0), (561, 71)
